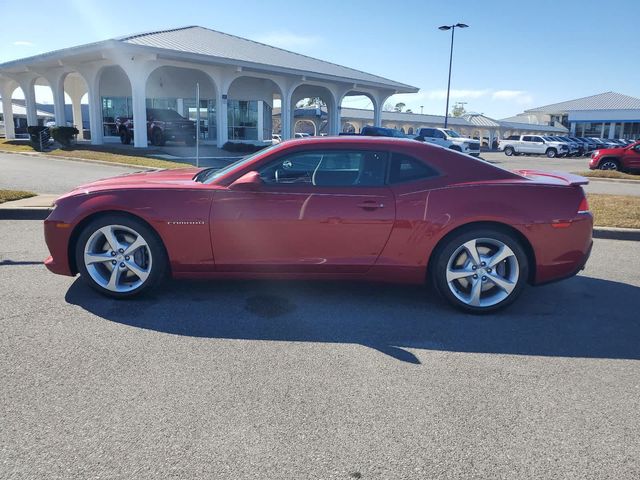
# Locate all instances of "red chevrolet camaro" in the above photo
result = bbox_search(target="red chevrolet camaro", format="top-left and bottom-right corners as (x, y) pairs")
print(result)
(44, 136), (593, 313)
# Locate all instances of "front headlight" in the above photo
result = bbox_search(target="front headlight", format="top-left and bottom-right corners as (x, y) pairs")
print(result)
(462, 142), (470, 148)
(593, 150), (600, 157)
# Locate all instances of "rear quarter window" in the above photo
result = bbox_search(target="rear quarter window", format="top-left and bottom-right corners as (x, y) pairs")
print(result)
(388, 153), (438, 184)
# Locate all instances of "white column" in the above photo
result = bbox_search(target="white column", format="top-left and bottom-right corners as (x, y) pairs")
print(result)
(281, 90), (293, 140)
(71, 94), (84, 134)
(22, 82), (38, 126)
(1, 88), (16, 139)
(50, 78), (67, 126)
(87, 82), (103, 145)
(130, 78), (148, 148)
(608, 123), (616, 139)
(600, 123), (606, 137)
(257, 100), (264, 141)
(216, 91), (228, 147)
(373, 102), (383, 127)
(329, 105), (341, 136)
(570, 122), (576, 135)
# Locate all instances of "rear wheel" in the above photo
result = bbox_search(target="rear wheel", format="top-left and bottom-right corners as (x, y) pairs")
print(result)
(432, 228), (529, 313)
(504, 146), (514, 156)
(450, 145), (462, 152)
(75, 214), (167, 298)
(546, 148), (557, 158)
(119, 130), (131, 145)
(599, 158), (620, 171)
(151, 128), (165, 146)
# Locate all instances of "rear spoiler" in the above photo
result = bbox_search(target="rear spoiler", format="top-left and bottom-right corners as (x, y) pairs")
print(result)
(513, 169), (589, 186)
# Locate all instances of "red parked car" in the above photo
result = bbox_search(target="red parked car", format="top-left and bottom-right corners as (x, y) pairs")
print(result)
(589, 140), (640, 172)
(44, 137), (593, 313)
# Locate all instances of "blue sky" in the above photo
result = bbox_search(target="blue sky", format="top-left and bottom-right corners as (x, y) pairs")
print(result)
(1, 0), (638, 119)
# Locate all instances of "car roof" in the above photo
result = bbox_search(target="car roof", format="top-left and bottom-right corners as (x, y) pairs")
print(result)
(278, 135), (419, 147)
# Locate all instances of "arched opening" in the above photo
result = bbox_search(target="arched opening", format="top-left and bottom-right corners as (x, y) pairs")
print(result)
(32, 77), (56, 126)
(407, 127), (414, 135)
(294, 119), (317, 136)
(227, 76), (282, 143)
(64, 72), (89, 139)
(8, 85), (27, 136)
(291, 84), (335, 136)
(342, 122), (356, 133)
(98, 65), (132, 140)
(146, 66), (218, 143)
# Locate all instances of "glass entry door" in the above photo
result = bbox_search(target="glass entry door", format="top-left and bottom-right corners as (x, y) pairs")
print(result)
(183, 98), (216, 140)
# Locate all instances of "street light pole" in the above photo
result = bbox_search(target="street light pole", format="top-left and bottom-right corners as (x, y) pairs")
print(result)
(439, 23), (468, 128)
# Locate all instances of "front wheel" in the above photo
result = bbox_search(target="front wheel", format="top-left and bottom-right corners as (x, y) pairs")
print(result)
(504, 146), (514, 156)
(431, 228), (529, 313)
(75, 214), (167, 298)
(546, 148), (557, 158)
(599, 159), (619, 171)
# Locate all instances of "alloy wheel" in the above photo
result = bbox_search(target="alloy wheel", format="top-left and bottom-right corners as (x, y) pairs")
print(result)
(83, 224), (153, 293)
(445, 237), (519, 308)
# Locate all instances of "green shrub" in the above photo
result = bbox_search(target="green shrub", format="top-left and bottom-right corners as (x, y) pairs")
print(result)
(50, 126), (79, 148)
(26, 126), (50, 151)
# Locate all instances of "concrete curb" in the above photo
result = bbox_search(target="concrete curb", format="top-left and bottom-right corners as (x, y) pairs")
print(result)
(0, 208), (51, 220)
(592, 227), (640, 241)
(583, 176), (640, 185)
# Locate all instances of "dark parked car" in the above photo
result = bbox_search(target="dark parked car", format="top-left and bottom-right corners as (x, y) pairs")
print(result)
(115, 108), (196, 146)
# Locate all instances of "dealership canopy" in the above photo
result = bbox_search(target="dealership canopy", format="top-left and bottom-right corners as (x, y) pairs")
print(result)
(0, 26), (418, 146)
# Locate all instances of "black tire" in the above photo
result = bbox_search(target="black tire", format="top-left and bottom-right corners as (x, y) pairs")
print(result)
(599, 158), (620, 171)
(119, 130), (131, 145)
(75, 214), (167, 298)
(504, 146), (514, 156)
(449, 145), (462, 152)
(546, 148), (557, 158)
(151, 128), (165, 146)
(431, 227), (529, 314)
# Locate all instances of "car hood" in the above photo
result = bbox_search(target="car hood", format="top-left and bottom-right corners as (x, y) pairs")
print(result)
(57, 167), (204, 200)
(594, 146), (626, 154)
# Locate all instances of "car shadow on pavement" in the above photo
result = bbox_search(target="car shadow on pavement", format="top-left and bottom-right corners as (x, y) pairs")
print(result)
(65, 275), (640, 364)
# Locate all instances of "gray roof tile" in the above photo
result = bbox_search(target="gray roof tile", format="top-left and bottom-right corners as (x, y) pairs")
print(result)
(526, 91), (640, 113)
(120, 26), (416, 91)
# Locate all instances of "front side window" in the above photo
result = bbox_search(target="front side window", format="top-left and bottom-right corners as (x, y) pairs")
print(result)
(522, 136), (533, 142)
(259, 150), (388, 187)
(388, 153), (438, 184)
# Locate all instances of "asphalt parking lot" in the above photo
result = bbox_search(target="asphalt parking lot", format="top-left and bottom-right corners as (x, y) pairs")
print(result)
(1, 219), (639, 479)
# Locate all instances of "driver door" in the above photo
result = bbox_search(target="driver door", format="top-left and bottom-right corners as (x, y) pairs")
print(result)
(210, 149), (395, 273)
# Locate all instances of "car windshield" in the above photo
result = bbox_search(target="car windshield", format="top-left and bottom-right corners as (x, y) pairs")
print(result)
(149, 109), (185, 121)
(543, 136), (555, 141)
(443, 129), (460, 138)
(195, 144), (280, 184)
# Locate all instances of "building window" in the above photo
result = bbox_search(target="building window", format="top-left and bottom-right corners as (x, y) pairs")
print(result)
(623, 122), (640, 140)
(183, 98), (216, 140)
(228, 100), (258, 141)
(102, 96), (132, 136)
(582, 122), (604, 137)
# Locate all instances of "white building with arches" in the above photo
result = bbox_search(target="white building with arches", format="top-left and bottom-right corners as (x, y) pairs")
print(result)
(0, 26), (417, 148)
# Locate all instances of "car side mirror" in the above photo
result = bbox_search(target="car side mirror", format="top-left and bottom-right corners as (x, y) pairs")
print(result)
(228, 171), (263, 191)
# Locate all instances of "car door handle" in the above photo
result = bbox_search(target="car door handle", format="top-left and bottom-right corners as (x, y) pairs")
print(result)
(357, 201), (384, 210)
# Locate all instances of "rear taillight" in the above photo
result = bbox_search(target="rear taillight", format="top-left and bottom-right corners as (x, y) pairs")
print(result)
(578, 196), (589, 213)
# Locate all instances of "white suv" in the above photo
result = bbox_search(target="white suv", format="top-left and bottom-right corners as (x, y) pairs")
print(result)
(416, 127), (481, 157)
